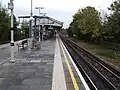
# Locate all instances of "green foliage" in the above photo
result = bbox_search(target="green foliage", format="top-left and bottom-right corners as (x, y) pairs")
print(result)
(69, 6), (102, 41)
(20, 20), (29, 39)
(67, 27), (73, 37)
(13, 15), (20, 41)
(0, 3), (10, 42)
(0, 2), (29, 44)
(105, 0), (120, 43)
(68, 1), (120, 44)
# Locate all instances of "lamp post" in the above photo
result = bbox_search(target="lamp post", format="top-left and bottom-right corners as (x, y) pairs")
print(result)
(35, 7), (44, 42)
(42, 13), (46, 41)
(28, 0), (34, 50)
(8, 0), (15, 63)
(30, 0), (33, 17)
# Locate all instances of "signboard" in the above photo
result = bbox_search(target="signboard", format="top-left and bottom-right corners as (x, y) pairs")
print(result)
(8, 3), (14, 9)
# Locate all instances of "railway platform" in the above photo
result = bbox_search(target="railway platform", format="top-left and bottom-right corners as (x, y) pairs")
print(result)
(0, 35), (89, 90)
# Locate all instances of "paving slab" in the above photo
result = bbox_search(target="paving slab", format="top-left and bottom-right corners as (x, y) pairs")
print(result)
(0, 39), (28, 64)
(0, 38), (55, 90)
(52, 36), (67, 90)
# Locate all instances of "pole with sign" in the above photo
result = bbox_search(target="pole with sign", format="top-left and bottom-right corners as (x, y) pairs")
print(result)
(8, 0), (15, 63)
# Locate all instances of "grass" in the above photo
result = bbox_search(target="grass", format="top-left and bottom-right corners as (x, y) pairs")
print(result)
(88, 44), (120, 59)
(72, 38), (120, 68)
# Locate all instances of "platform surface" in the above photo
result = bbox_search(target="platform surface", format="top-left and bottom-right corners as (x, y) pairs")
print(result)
(0, 39), (28, 63)
(52, 36), (67, 90)
(0, 36), (89, 90)
(0, 38), (55, 90)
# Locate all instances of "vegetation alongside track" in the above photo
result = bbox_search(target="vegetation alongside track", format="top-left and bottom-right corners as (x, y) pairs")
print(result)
(0, 2), (29, 44)
(65, 0), (120, 67)
(72, 39), (120, 68)
(67, 0), (120, 44)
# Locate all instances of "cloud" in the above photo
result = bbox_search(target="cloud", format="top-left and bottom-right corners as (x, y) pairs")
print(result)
(1, 0), (114, 28)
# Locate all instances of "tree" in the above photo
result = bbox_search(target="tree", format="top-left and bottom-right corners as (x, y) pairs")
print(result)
(20, 20), (29, 39)
(105, 0), (120, 43)
(67, 26), (73, 37)
(0, 3), (10, 43)
(69, 6), (102, 41)
(13, 15), (20, 41)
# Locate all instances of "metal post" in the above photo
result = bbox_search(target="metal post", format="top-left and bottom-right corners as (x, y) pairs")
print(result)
(42, 25), (44, 41)
(34, 16), (37, 38)
(38, 9), (41, 43)
(35, 7), (44, 42)
(28, 0), (33, 50)
(28, 20), (31, 50)
(8, 0), (15, 63)
(10, 9), (15, 62)
(42, 14), (46, 41)
(31, 0), (33, 17)
(30, 0), (33, 39)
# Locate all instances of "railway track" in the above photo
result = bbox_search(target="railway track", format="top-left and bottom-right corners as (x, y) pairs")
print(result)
(59, 34), (120, 90)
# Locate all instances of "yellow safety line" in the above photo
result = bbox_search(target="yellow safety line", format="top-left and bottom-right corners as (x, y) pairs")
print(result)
(60, 40), (79, 90)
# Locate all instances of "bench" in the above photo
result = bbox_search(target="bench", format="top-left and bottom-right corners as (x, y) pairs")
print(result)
(17, 40), (28, 51)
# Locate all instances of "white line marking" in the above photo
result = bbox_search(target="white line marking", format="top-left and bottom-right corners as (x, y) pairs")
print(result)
(52, 36), (67, 90)
(0, 57), (10, 65)
(59, 37), (90, 90)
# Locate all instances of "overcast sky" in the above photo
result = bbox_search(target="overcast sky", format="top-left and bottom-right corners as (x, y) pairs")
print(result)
(1, 0), (114, 28)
